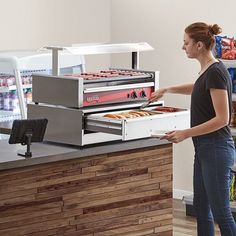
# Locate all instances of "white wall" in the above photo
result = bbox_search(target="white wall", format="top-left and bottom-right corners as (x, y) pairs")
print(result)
(0, 0), (111, 71)
(110, 0), (236, 196)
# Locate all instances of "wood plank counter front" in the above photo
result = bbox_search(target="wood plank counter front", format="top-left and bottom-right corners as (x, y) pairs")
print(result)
(0, 142), (172, 236)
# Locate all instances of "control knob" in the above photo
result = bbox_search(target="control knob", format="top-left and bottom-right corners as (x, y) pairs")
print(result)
(140, 90), (147, 98)
(131, 91), (137, 99)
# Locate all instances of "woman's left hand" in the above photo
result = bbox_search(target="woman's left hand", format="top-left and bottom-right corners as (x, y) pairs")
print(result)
(161, 130), (188, 143)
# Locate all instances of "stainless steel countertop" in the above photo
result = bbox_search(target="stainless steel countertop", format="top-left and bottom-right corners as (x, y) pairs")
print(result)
(0, 138), (169, 171)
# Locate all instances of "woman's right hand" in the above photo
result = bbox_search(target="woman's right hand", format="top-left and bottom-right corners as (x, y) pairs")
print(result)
(150, 88), (167, 102)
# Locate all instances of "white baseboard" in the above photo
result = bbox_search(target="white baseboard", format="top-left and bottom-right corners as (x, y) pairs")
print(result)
(173, 189), (193, 200)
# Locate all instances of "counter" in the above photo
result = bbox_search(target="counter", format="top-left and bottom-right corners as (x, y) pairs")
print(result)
(0, 121), (11, 135)
(0, 138), (173, 235)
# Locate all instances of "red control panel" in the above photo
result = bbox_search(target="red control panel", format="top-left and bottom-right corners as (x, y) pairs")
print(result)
(83, 87), (153, 106)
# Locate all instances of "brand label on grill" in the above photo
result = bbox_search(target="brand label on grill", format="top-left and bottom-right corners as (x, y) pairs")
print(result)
(87, 96), (100, 102)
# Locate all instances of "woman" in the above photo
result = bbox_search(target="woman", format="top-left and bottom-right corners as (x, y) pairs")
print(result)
(150, 22), (236, 235)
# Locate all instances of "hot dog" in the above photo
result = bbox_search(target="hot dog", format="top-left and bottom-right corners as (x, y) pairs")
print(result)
(155, 107), (178, 112)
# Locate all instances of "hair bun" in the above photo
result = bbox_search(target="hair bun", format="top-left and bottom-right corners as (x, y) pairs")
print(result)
(209, 24), (222, 35)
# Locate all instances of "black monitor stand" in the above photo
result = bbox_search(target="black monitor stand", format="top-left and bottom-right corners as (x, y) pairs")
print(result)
(9, 119), (48, 158)
(17, 132), (33, 158)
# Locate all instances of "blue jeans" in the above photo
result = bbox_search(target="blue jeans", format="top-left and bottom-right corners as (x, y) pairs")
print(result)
(192, 136), (236, 236)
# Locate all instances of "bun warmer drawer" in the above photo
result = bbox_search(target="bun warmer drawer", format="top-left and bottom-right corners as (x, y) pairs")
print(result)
(85, 106), (190, 141)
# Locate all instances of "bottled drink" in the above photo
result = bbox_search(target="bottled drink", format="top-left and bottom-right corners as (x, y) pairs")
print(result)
(6, 76), (14, 86)
(228, 68), (234, 79)
(3, 92), (10, 111)
(10, 91), (19, 113)
(23, 89), (27, 104)
(0, 77), (4, 87)
(0, 93), (3, 110)
(26, 88), (32, 104)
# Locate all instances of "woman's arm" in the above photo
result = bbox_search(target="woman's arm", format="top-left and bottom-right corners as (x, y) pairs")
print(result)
(150, 83), (194, 102)
(164, 89), (229, 143)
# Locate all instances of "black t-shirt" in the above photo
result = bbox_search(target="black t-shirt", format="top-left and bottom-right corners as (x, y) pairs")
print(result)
(191, 61), (232, 139)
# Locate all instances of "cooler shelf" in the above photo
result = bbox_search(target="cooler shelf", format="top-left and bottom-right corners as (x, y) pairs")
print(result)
(0, 51), (85, 119)
(220, 59), (236, 68)
(0, 84), (32, 93)
(0, 110), (21, 122)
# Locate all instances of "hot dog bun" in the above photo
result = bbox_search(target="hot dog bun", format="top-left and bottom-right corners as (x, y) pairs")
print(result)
(104, 110), (151, 119)
(115, 114), (126, 119)
(104, 114), (119, 119)
(137, 111), (150, 116)
(104, 113), (126, 119)
(131, 111), (149, 117)
(120, 113), (134, 118)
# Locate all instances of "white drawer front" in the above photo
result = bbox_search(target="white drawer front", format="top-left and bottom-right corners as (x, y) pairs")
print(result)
(86, 107), (190, 141)
(122, 111), (190, 140)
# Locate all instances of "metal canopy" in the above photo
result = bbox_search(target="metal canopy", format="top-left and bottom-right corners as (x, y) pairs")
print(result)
(44, 42), (154, 75)
(46, 42), (153, 55)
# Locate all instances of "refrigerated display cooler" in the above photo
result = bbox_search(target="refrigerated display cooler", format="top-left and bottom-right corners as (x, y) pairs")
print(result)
(0, 50), (85, 122)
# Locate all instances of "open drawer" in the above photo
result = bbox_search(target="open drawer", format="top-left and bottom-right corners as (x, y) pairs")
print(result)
(85, 106), (190, 141)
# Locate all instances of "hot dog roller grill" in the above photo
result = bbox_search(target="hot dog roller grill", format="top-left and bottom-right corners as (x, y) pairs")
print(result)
(28, 68), (190, 146)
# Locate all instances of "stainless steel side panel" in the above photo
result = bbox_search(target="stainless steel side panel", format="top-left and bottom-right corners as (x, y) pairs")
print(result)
(32, 75), (83, 107)
(28, 104), (84, 146)
(86, 118), (123, 136)
(28, 104), (122, 146)
(86, 109), (190, 141)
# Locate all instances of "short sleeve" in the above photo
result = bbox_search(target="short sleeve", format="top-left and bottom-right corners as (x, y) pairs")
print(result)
(205, 68), (227, 91)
